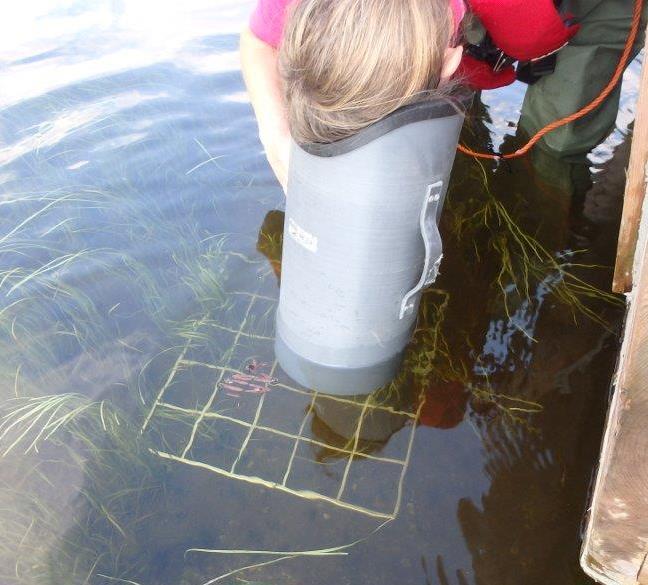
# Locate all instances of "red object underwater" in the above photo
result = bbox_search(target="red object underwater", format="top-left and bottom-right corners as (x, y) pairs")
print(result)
(419, 381), (469, 429)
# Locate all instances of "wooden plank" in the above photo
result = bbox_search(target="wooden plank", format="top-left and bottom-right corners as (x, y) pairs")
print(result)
(581, 174), (648, 584)
(613, 27), (648, 293)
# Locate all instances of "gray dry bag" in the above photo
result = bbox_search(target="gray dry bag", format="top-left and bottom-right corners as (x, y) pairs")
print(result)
(275, 96), (469, 395)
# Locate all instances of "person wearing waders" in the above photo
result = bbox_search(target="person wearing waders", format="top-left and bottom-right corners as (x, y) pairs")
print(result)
(241, 0), (647, 192)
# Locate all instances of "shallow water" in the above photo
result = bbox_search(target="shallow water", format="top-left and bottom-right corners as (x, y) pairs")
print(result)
(0, 3), (641, 584)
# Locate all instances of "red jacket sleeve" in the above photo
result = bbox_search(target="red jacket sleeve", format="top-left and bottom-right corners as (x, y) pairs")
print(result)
(467, 0), (579, 62)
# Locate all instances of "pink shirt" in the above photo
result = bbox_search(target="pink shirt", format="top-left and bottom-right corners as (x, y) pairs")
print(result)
(249, 0), (466, 48)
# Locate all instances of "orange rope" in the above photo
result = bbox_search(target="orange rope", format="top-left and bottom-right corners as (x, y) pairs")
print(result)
(458, 0), (644, 160)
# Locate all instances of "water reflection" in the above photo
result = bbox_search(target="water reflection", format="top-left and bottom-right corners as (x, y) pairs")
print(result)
(312, 395), (408, 449)
(256, 209), (284, 283)
(450, 118), (630, 585)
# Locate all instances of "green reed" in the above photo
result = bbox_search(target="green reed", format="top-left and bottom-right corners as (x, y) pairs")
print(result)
(449, 158), (623, 325)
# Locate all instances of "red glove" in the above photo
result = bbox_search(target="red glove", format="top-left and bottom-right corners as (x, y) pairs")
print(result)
(468, 0), (580, 62)
(455, 54), (516, 90)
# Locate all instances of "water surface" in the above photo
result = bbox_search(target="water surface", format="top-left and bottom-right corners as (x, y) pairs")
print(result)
(0, 3), (641, 584)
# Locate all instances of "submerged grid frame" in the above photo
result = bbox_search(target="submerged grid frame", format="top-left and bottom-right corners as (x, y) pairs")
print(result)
(142, 290), (423, 520)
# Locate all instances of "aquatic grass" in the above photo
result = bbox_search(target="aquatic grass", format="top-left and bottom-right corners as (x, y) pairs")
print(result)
(0, 192), (101, 244)
(0, 213), (154, 361)
(448, 158), (623, 326)
(0, 254), (142, 390)
(0, 385), (356, 585)
(173, 237), (230, 317)
(0, 391), (174, 585)
(379, 286), (546, 429)
(382, 288), (462, 394)
(187, 519), (392, 585)
(0, 482), (79, 584)
(96, 576), (144, 585)
(0, 183), (241, 414)
(198, 556), (297, 585)
(0, 394), (121, 457)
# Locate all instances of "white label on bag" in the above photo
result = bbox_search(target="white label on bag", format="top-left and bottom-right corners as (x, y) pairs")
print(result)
(288, 217), (318, 253)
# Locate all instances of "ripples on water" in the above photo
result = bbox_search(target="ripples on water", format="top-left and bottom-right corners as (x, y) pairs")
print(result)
(0, 2), (641, 584)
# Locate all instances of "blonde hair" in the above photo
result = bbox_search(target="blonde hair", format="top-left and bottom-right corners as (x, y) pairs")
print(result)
(279, 0), (455, 144)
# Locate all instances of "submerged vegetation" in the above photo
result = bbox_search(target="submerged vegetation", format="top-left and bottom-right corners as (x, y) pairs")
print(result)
(0, 393), (166, 585)
(0, 186), (244, 583)
(448, 159), (623, 325)
(0, 143), (625, 583)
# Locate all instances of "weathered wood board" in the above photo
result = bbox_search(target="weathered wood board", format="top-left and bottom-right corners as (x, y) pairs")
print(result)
(581, 169), (648, 583)
(613, 28), (648, 293)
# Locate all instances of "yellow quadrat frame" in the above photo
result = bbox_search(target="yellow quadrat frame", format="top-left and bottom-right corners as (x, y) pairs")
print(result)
(141, 291), (424, 520)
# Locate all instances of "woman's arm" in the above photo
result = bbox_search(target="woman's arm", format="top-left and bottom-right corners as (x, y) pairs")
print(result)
(240, 26), (291, 192)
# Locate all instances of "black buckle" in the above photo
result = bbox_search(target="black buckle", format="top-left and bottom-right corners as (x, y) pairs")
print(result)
(465, 33), (516, 72)
(516, 53), (558, 85)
